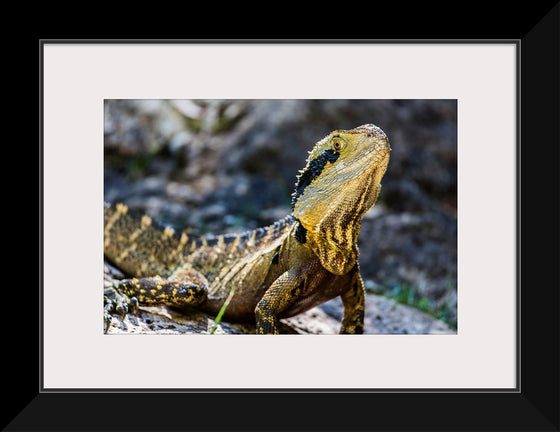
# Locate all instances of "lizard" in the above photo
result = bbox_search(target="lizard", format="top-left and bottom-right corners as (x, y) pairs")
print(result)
(104, 123), (390, 334)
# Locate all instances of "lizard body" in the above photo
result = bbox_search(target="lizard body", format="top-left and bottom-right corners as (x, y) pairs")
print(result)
(104, 123), (390, 334)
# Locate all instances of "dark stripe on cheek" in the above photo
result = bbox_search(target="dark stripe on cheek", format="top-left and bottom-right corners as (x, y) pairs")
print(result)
(271, 246), (280, 264)
(291, 149), (340, 209)
(294, 221), (307, 244)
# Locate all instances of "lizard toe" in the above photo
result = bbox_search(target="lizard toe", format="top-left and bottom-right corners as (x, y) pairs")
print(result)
(104, 285), (138, 332)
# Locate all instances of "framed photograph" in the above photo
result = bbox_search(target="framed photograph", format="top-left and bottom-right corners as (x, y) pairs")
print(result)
(102, 98), (457, 339)
(25, 26), (559, 432)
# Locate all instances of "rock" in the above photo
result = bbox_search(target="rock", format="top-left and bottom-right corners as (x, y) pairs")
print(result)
(104, 293), (453, 336)
(358, 210), (457, 326)
(320, 297), (454, 335)
(104, 304), (341, 335)
(104, 99), (187, 157)
(105, 264), (454, 335)
(105, 305), (254, 335)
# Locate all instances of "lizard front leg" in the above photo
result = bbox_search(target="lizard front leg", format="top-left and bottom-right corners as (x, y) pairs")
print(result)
(104, 268), (208, 333)
(255, 269), (306, 334)
(340, 270), (365, 334)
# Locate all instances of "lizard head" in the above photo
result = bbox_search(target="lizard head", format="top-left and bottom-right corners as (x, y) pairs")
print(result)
(291, 124), (390, 275)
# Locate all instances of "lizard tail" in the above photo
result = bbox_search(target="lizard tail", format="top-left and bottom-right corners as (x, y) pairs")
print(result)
(103, 202), (188, 277)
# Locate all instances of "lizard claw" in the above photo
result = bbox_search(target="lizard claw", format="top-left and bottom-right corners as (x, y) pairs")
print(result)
(103, 311), (113, 334)
(104, 285), (138, 333)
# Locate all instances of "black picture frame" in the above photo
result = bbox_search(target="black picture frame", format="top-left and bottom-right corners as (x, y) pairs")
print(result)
(21, 10), (559, 431)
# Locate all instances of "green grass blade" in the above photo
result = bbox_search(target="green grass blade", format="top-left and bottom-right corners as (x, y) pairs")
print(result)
(210, 285), (236, 334)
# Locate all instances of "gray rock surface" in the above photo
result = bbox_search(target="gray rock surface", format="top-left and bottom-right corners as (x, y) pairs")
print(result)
(105, 265), (454, 335)
(104, 298), (454, 335)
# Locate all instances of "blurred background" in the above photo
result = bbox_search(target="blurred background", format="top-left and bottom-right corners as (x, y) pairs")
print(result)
(104, 99), (457, 329)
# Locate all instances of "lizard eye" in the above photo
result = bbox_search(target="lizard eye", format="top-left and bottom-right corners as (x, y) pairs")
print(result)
(333, 139), (344, 151)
